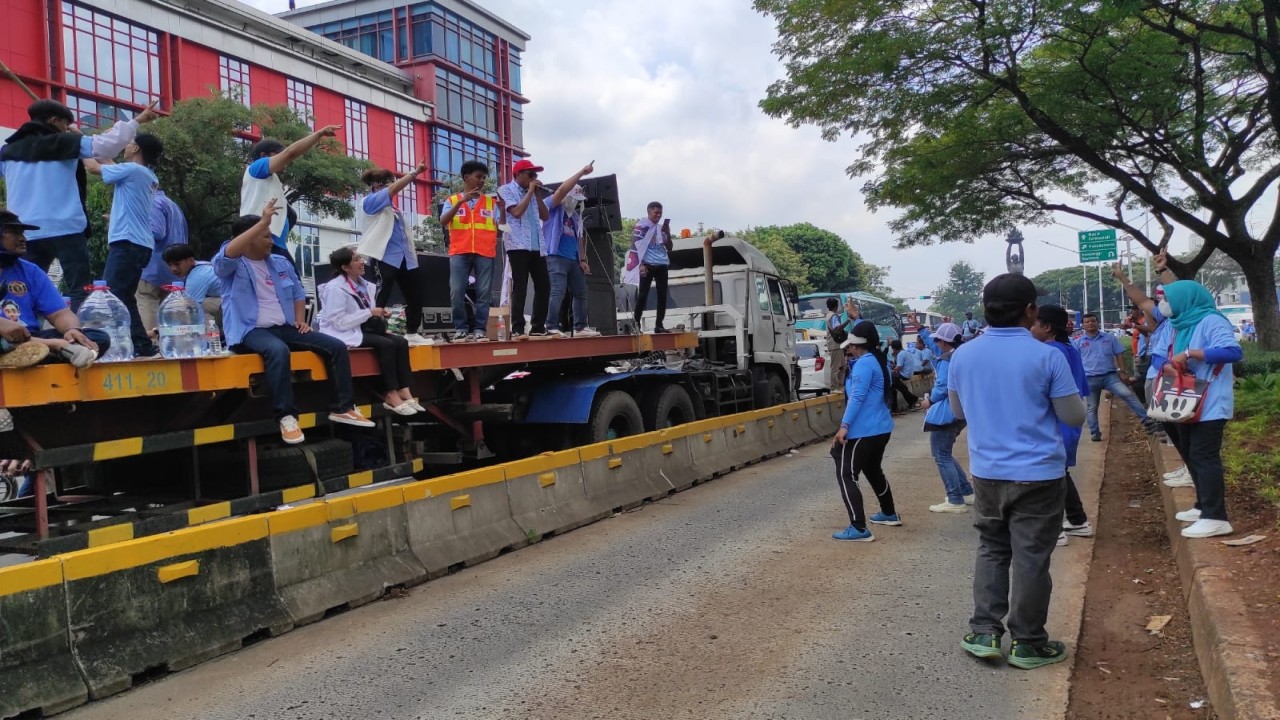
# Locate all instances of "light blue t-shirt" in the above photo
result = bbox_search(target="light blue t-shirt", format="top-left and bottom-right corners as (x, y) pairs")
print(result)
(1071, 331), (1125, 377)
(183, 262), (220, 302)
(102, 163), (159, 249)
(840, 353), (894, 438)
(949, 327), (1081, 481)
(1169, 314), (1239, 422)
(895, 348), (919, 377)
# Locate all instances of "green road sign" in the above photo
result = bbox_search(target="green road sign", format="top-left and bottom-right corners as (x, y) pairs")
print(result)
(1078, 229), (1118, 263)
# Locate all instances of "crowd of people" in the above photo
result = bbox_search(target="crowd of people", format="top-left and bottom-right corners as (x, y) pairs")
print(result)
(828, 258), (1243, 671)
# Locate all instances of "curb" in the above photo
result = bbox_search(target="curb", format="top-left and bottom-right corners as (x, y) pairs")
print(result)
(1148, 436), (1280, 720)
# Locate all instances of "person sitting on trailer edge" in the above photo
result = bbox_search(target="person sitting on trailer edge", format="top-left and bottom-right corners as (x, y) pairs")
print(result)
(439, 160), (498, 343)
(214, 199), (375, 445)
(0, 209), (105, 368)
(162, 244), (221, 329)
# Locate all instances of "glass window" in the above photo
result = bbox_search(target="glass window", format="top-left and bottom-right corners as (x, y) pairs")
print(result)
(310, 11), (396, 63)
(405, 4), (496, 82)
(286, 78), (314, 128)
(219, 55), (251, 107)
(756, 276), (771, 313)
(768, 278), (786, 315)
(344, 99), (369, 159)
(295, 225), (321, 295)
(434, 69), (500, 141)
(508, 48), (522, 93)
(65, 93), (134, 129)
(61, 2), (160, 111)
(429, 127), (499, 183)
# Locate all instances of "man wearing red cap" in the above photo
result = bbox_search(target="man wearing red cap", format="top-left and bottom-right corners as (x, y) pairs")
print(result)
(498, 158), (551, 338)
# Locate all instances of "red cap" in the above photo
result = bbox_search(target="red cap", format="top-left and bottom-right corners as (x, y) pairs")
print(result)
(512, 159), (544, 175)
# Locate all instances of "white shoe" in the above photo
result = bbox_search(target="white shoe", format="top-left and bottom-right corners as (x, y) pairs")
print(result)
(1162, 466), (1189, 481)
(407, 398), (426, 413)
(963, 494), (975, 506)
(1180, 519), (1233, 539)
(471, 332), (490, 343)
(1175, 508), (1201, 522)
(1063, 520), (1094, 537)
(279, 415), (305, 445)
(1057, 531), (1069, 547)
(404, 333), (433, 346)
(546, 328), (565, 338)
(1162, 471), (1195, 488)
(384, 401), (418, 416)
(929, 501), (968, 513)
(575, 327), (602, 338)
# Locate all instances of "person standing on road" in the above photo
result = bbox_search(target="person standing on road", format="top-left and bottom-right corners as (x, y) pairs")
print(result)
(824, 296), (857, 388)
(1032, 305), (1093, 545)
(918, 322), (973, 512)
(961, 311), (981, 341)
(1156, 280), (1241, 539)
(627, 202), (672, 334)
(357, 161), (431, 346)
(439, 160), (499, 342)
(239, 125), (340, 262)
(889, 338), (920, 413)
(830, 320), (900, 542)
(914, 336), (934, 373)
(498, 158), (551, 339)
(1072, 312), (1158, 441)
(949, 274), (1085, 669)
(136, 188), (187, 335)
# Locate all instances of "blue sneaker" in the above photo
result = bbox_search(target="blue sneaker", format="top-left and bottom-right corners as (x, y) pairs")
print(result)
(833, 525), (875, 542)
(869, 512), (902, 526)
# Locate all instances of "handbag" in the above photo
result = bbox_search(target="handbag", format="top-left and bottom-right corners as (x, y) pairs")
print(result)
(345, 276), (387, 334)
(827, 313), (849, 344)
(1146, 332), (1224, 424)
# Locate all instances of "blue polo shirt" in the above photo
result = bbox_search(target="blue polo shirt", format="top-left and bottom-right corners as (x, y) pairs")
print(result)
(1071, 331), (1125, 377)
(840, 353), (894, 438)
(183, 262), (220, 303)
(102, 163), (159, 249)
(894, 347), (919, 377)
(949, 327), (1081, 481)
(212, 243), (306, 347)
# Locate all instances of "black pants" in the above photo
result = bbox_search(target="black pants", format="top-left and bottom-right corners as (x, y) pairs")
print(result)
(375, 259), (424, 334)
(361, 330), (412, 393)
(1173, 419), (1229, 521)
(508, 250), (549, 334)
(1064, 469), (1087, 525)
(26, 232), (91, 310)
(1162, 422), (1190, 466)
(891, 376), (918, 410)
(830, 432), (895, 531)
(633, 264), (669, 330)
(1132, 359), (1151, 406)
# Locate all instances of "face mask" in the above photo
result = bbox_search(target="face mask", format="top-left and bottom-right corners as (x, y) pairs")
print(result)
(1158, 299), (1173, 318)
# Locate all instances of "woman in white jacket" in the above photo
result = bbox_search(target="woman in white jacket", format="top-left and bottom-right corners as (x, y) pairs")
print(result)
(317, 247), (420, 416)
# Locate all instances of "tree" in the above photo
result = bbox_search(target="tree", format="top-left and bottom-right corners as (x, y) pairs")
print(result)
(611, 217), (639, 275)
(1031, 265), (1134, 323)
(738, 227), (812, 293)
(757, 0), (1280, 348)
(146, 93), (370, 259)
(751, 222), (863, 292)
(931, 261), (987, 321)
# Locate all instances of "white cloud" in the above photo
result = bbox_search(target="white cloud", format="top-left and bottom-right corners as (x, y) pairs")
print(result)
(245, 0), (1175, 303)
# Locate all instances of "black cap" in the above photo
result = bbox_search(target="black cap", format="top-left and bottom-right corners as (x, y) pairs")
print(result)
(983, 273), (1039, 307)
(0, 210), (39, 232)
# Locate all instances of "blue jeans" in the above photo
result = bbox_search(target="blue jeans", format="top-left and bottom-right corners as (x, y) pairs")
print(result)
(929, 424), (973, 504)
(1085, 371), (1147, 436)
(546, 255), (588, 332)
(26, 232), (91, 311)
(104, 241), (155, 356)
(233, 325), (355, 420)
(449, 253), (493, 332)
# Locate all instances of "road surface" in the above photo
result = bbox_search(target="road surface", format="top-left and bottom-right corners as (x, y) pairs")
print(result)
(65, 413), (1101, 720)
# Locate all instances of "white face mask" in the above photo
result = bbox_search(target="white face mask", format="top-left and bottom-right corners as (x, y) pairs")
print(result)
(1158, 299), (1173, 318)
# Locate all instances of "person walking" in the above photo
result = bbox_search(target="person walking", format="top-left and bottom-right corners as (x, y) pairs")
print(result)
(960, 311), (981, 341)
(1032, 305), (1093, 545)
(1157, 280), (1242, 539)
(830, 320), (900, 542)
(317, 247), (421, 417)
(357, 161), (431, 345)
(949, 274), (1085, 669)
(626, 202), (672, 333)
(918, 322), (973, 512)
(1072, 312), (1159, 441)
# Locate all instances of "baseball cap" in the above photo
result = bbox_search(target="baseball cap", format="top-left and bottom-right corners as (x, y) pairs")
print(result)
(839, 335), (868, 349)
(840, 320), (880, 349)
(0, 210), (39, 232)
(933, 322), (962, 344)
(512, 159), (544, 175)
(982, 273), (1039, 307)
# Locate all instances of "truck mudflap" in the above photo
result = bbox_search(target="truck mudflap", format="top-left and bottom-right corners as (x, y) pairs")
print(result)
(518, 368), (684, 424)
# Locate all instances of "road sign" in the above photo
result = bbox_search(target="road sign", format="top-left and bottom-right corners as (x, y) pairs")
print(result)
(1077, 229), (1118, 263)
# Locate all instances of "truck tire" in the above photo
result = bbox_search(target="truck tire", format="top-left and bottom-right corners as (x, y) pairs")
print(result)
(641, 384), (695, 431)
(581, 391), (645, 444)
(768, 372), (789, 406)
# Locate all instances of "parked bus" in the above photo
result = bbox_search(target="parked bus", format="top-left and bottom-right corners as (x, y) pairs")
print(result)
(797, 291), (904, 346)
(901, 311), (946, 333)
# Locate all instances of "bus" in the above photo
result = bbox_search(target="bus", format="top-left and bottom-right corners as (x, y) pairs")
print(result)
(797, 291), (904, 346)
(901, 311), (946, 333)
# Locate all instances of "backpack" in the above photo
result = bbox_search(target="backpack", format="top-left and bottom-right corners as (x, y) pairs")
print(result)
(827, 313), (849, 344)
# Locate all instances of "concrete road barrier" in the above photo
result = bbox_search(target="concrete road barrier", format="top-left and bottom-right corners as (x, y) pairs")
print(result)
(580, 441), (658, 514)
(268, 487), (427, 626)
(805, 396), (838, 439)
(0, 559), (89, 718)
(622, 427), (699, 493)
(404, 469), (530, 576)
(781, 402), (819, 447)
(751, 406), (798, 458)
(60, 517), (293, 699)
(608, 433), (681, 502)
(504, 450), (608, 540)
(684, 418), (740, 480)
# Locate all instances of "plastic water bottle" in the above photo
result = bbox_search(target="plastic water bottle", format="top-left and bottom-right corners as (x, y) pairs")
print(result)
(156, 282), (208, 359)
(76, 280), (133, 362)
(496, 313), (509, 341)
(205, 315), (225, 355)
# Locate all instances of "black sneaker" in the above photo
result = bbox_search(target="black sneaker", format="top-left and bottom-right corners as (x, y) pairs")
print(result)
(449, 331), (470, 343)
(961, 632), (1003, 659)
(1007, 640), (1068, 669)
(653, 326), (668, 334)
(527, 330), (549, 339)
(1090, 434), (1102, 442)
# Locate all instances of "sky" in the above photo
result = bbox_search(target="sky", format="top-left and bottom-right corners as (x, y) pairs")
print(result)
(249, 0), (1208, 308)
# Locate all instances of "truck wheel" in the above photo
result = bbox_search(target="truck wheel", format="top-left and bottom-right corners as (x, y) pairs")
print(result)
(641, 384), (695, 431)
(756, 372), (788, 409)
(581, 391), (645, 444)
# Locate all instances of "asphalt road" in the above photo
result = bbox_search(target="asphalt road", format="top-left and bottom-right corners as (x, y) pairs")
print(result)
(64, 413), (1101, 720)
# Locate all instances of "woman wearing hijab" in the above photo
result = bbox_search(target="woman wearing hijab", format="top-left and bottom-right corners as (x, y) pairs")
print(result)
(918, 322), (974, 512)
(831, 320), (900, 542)
(1156, 280), (1242, 539)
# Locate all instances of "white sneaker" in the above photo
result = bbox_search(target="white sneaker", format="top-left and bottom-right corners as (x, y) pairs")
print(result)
(546, 328), (565, 338)
(407, 398), (426, 413)
(963, 494), (975, 506)
(1057, 531), (1069, 547)
(404, 333), (433, 346)
(471, 332), (490, 343)
(1063, 520), (1094, 537)
(1175, 508), (1202, 522)
(929, 501), (968, 513)
(575, 327), (602, 338)
(1162, 471), (1195, 488)
(1162, 466), (1189, 481)
(279, 415), (305, 445)
(1180, 519), (1233, 539)
(383, 401), (418, 416)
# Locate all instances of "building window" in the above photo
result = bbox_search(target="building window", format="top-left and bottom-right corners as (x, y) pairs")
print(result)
(430, 127), (499, 184)
(406, 5), (496, 82)
(394, 116), (417, 171)
(508, 48), (522, 94)
(61, 2), (160, 107)
(65, 93), (135, 129)
(295, 225), (321, 295)
(219, 56), (252, 107)
(286, 78), (315, 127)
(311, 11), (395, 63)
(344, 99), (369, 159)
(435, 70), (499, 141)
(510, 100), (524, 149)
(401, 181), (420, 227)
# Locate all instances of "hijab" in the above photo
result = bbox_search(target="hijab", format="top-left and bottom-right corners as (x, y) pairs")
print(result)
(1165, 280), (1223, 354)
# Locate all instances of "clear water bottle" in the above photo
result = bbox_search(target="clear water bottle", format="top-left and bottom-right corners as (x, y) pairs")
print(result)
(496, 313), (508, 341)
(76, 280), (133, 362)
(156, 282), (208, 359)
(205, 314), (225, 355)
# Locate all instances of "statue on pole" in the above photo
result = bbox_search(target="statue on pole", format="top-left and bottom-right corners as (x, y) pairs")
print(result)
(1005, 228), (1025, 275)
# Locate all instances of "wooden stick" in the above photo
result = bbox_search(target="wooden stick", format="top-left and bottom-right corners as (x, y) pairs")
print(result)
(0, 57), (40, 102)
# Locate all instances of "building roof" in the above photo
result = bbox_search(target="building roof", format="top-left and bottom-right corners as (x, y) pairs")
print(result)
(280, 0), (531, 47)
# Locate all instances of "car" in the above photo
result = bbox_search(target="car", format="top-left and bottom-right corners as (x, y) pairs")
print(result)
(797, 340), (831, 396)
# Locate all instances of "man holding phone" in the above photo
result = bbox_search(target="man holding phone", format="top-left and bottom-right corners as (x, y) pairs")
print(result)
(628, 201), (672, 333)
